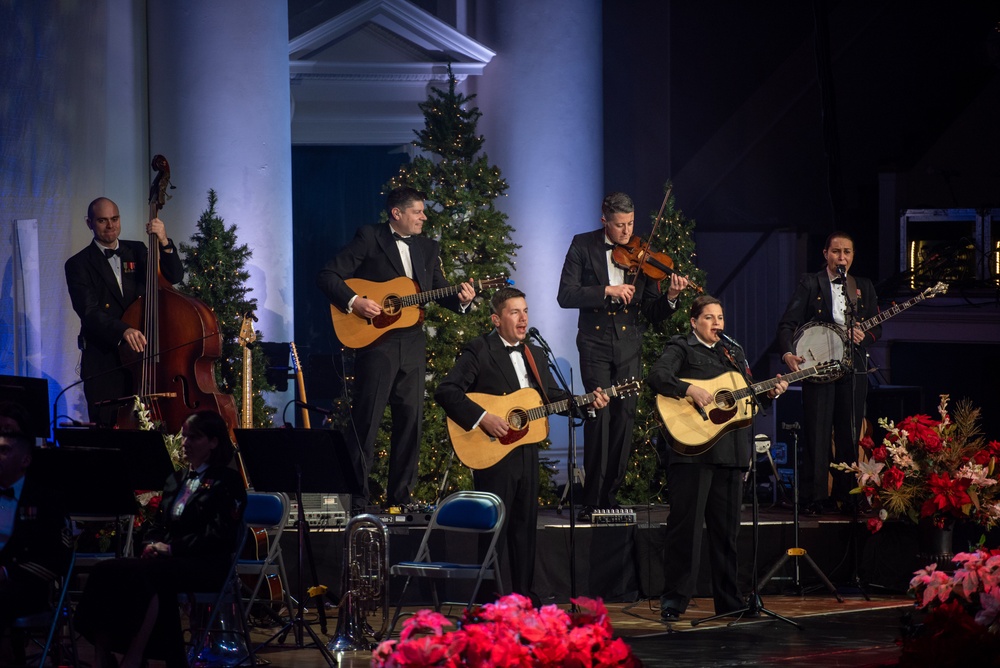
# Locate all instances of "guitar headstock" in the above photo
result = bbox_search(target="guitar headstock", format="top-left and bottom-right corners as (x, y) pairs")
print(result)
(607, 378), (642, 398)
(237, 313), (257, 348)
(924, 281), (949, 298)
(476, 276), (513, 290)
(290, 341), (302, 372)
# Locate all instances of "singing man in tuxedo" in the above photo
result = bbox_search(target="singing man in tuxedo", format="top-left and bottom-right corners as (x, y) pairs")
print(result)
(435, 287), (609, 600)
(557, 192), (687, 520)
(317, 187), (476, 508)
(776, 231), (880, 515)
(65, 197), (185, 426)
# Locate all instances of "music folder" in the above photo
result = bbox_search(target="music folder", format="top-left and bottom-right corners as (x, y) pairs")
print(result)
(235, 428), (362, 496)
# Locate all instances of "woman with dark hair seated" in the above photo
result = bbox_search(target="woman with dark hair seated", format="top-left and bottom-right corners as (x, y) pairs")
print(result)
(76, 410), (246, 668)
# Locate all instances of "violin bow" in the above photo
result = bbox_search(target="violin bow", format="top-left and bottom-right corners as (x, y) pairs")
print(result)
(627, 186), (672, 287)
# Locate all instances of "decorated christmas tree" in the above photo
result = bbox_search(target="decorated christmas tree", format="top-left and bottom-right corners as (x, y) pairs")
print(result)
(619, 185), (706, 504)
(179, 190), (275, 427)
(368, 69), (518, 503)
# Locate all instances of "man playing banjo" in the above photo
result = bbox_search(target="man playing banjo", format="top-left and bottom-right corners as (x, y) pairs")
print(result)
(777, 231), (881, 516)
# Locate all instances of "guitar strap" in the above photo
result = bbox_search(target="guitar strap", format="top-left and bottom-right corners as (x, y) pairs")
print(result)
(521, 346), (551, 404)
(845, 275), (859, 306)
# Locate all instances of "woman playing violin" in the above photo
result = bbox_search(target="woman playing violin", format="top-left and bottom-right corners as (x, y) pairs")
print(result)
(557, 192), (688, 520)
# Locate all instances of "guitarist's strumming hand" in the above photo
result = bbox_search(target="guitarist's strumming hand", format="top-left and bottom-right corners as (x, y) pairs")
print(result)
(457, 280), (476, 307)
(479, 413), (511, 439)
(353, 297), (382, 319)
(686, 384), (714, 411)
(782, 352), (805, 373)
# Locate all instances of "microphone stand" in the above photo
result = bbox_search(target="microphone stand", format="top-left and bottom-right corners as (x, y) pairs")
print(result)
(691, 338), (800, 629)
(838, 272), (871, 600)
(528, 329), (585, 606)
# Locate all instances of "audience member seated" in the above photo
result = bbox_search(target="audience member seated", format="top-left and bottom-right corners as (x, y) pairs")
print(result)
(75, 410), (246, 668)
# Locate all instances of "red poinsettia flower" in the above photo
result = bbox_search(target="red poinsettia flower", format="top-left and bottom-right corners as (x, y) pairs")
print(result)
(920, 471), (972, 518)
(898, 414), (944, 453)
(881, 466), (905, 490)
(870, 445), (888, 462)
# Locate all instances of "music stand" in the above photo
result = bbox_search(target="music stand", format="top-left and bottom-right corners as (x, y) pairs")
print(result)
(31, 446), (139, 556)
(55, 429), (176, 491)
(0, 375), (50, 439)
(236, 428), (361, 667)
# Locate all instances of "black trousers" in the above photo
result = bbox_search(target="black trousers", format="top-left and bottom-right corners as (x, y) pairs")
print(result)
(660, 463), (744, 615)
(800, 370), (868, 504)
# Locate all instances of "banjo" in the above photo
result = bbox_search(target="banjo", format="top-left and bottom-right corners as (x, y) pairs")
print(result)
(792, 281), (948, 382)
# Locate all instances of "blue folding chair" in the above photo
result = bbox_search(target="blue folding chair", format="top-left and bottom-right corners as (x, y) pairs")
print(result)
(387, 490), (505, 637)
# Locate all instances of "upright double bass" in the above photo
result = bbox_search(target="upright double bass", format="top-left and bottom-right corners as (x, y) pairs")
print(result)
(118, 155), (239, 436)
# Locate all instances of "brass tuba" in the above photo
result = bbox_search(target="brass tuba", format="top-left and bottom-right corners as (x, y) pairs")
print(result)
(327, 514), (390, 651)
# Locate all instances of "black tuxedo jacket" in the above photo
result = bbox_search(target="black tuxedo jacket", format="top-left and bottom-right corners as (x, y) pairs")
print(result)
(145, 465), (246, 559)
(317, 223), (462, 342)
(647, 333), (767, 467)
(776, 270), (881, 365)
(435, 331), (571, 434)
(557, 229), (677, 347)
(65, 239), (185, 353)
(0, 471), (71, 590)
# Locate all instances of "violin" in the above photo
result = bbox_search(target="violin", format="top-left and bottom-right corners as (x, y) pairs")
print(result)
(611, 236), (703, 293)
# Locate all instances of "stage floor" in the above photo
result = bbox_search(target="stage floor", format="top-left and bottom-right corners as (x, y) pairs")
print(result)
(63, 594), (914, 667)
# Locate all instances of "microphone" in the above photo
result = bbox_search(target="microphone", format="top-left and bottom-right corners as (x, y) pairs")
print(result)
(716, 331), (743, 350)
(295, 399), (333, 416)
(526, 327), (551, 352)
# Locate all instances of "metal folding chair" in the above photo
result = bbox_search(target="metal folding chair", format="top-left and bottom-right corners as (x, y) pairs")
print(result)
(237, 491), (294, 624)
(11, 540), (79, 668)
(387, 490), (505, 637)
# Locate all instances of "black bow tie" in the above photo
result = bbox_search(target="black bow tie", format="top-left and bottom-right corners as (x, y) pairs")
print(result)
(605, 243), (617, 251)
(0, 487), (15, 499)
(104, 247), (121, 259)
(832, 276), (845, 285)
(507, 343), (525, 354)
(392, 232), (413, 245)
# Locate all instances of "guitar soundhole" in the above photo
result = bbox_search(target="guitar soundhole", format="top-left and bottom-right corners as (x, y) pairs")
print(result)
(382, 294), (402, 316)
(507, 409), (529, 430)
(715, 391), (736, 410)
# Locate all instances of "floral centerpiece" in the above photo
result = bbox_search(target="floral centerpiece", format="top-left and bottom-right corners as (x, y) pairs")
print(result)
(903, 548), (1000, 664)
(372, 593), (641, 667)
(834, 395), (1000, 534)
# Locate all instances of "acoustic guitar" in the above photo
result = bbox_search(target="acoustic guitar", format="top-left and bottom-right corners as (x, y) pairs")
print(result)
(656, 360), (842, 456)
(329, 275), (509, 348)
(448, 380), (642, 470)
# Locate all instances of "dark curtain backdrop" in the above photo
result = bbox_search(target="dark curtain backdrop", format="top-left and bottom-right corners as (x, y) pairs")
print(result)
(292, 145), (408, 408)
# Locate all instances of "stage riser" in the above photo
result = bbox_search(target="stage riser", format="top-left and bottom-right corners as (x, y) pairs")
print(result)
(277, 518), (963, 607)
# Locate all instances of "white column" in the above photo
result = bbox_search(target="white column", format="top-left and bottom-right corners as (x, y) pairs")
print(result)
(146, 1), (294, 347)
(472, 0), (603, 476)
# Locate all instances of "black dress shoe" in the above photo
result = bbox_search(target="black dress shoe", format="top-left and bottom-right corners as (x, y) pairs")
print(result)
(800, 501), (824, 516)
(660, 607), (682, 621)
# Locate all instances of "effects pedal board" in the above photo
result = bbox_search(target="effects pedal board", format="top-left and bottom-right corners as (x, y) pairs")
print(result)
(591, 508), (637, 525)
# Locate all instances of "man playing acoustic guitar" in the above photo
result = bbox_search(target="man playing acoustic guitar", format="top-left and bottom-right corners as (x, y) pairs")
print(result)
(435, 287), (609, 603)
(317, 187), (475, 510)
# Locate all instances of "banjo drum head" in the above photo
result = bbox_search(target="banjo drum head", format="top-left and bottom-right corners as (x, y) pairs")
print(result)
(792, 322), (847, 382)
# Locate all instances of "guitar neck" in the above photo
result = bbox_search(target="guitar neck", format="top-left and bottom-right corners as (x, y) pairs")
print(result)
(744, 366), (821, 399)
(524, 387), (621, 422)
(241, 347), (253, 429)
(399, 277), (501, 308)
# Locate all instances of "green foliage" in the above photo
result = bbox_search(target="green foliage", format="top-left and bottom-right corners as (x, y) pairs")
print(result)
(178, 189), (275, 427)
(620, 184), (706, 505)
(365, 69), (518, 505)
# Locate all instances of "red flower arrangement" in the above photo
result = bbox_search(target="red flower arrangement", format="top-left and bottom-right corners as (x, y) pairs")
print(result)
(372, 593), (641, 667)
(834, 395), (1000, 534)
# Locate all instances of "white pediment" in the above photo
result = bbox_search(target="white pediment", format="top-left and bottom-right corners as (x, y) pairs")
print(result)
(289, 0), (495, 81)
